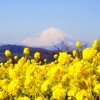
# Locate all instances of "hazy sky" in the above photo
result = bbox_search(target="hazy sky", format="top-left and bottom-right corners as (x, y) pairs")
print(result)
(0, 0), (100, 44)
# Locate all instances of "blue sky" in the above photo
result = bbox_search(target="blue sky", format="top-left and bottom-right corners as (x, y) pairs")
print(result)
(0, 0), (100, 45)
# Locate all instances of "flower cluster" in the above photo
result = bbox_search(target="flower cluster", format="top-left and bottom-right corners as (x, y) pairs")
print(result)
(0, 40), (100, 100)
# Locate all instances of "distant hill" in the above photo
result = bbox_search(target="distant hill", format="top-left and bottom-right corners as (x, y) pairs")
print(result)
(0, 44), (55, 63)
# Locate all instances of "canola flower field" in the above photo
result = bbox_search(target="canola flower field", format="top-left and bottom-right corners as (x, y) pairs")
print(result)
(0, 40), (100, 100)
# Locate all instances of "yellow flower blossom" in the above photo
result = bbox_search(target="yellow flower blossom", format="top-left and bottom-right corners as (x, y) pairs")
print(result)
(17, 96), (30, 100)
(7, 79), (21, 96)
(14, 55), (18, 60)
(72, 50), (77, 57)
(94, 83), (100, 93)
(58, 52), (72, 64)
(41, 80), (50, 93)
(94, 39), (99, 44)
(92, 39), (99, 49)
(34, 52), (41, 60)
(76, 41), (81, 48)
(68, 87), (79, 97)
(0, 91), (7, 100)
(23, 47), (30, 55)
(0, 40), (100, 99)
(76, 90), (89, 100)
(4, 50), (12, 57)
(54, 54), (58, 59)
(44, 59), (47, 63)
(82, 47), (97, 60)
(52, 83), (66, 100)
(35, 96), (44, 100)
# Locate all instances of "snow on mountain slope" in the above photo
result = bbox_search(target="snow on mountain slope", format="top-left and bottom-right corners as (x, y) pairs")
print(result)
(21, 27), (74, 48)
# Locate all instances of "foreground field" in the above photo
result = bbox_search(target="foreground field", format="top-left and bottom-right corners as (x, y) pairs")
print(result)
(0, 40), (100, 100)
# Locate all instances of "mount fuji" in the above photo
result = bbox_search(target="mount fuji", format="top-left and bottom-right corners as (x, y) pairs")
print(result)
(21, 28), (75, 50)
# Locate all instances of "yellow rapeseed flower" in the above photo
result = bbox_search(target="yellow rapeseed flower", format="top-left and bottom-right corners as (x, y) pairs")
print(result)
(7, 79), (21, 96)
(94, 83), (100, 93)
(1, 39), (100, 99)
(93, 39), (99, 45)
(82, 47), (97, 60)
(44, 59), (47, 63)
(72, 50), (77, 57)
(92, 39), (99, 49)
(41, 80), (50, 93)
(52, 83), (66, 99)
(35, 96), (44, 100)
(14, 55), (18, 60)
(58, 52), (72, 65)
(76, 41), (81, 48)
(34, 52), (41, 60)
(17, 96), (30, 100)
(4, 50), (12, 57)
(0, 91), (7, 100)
(23, 47), (30, 55)
(76, 90), (89, 100)
(54, 54), (58, 59)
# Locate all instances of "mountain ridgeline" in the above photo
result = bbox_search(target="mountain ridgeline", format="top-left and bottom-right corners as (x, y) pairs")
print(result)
(0, 45), (55, 63)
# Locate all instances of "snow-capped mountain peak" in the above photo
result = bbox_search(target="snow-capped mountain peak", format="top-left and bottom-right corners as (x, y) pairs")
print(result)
(21, 27), (74, 48)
